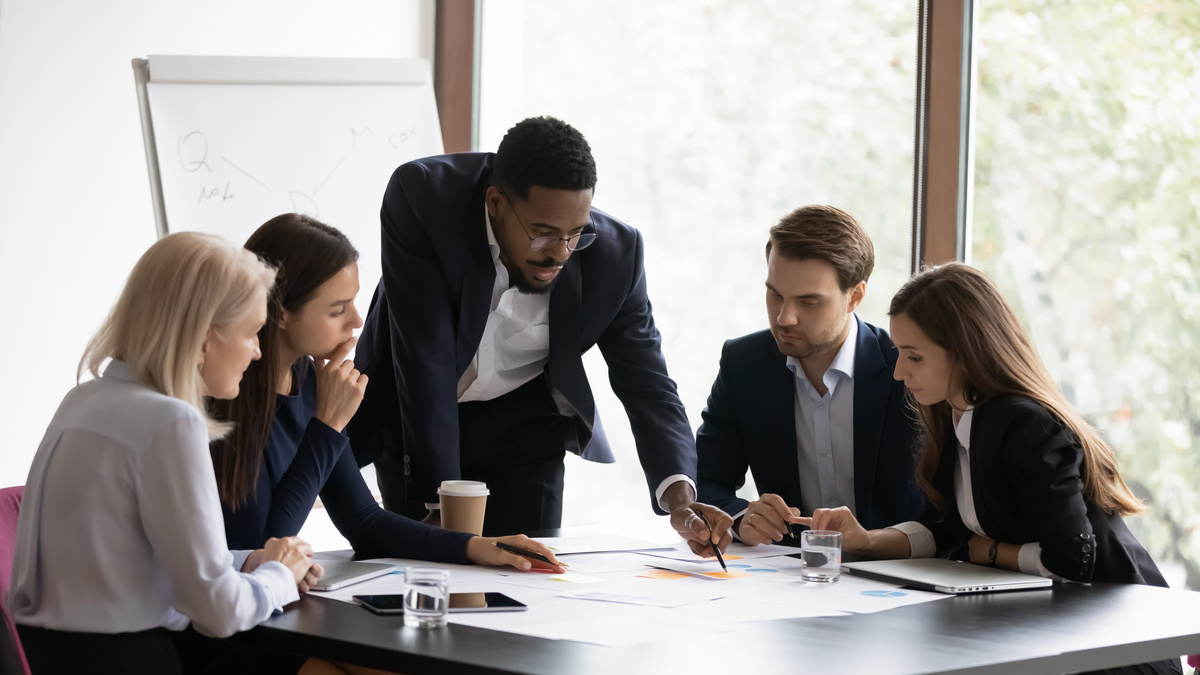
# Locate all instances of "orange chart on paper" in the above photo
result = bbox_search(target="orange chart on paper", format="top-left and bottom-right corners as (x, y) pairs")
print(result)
(637, 569), (690, 580)
(702, 570), (751, 579)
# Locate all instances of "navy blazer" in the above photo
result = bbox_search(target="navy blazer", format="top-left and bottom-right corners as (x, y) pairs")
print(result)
(920, 395), (1167, 587)
(351, 152), (695, 510)
(696, 318), (923, 530)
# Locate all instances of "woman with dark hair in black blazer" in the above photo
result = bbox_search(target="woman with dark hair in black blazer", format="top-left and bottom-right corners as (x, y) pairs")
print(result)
(800, 262), (1179, 675)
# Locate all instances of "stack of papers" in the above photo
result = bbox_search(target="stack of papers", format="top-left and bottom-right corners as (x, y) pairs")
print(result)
(306, 525), (951, 647)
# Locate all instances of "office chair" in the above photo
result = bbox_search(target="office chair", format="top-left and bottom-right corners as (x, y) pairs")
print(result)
(0, 486), (30, 674)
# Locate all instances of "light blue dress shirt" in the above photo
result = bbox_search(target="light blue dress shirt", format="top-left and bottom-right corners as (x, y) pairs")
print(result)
(786, 316), (858, 518)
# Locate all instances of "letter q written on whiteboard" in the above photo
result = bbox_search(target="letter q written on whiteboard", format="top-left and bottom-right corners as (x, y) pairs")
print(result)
(143, 56), (445, 331)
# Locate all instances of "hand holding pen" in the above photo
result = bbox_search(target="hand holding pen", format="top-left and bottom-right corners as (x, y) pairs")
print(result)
(737, 493), (804, 547)
(675, 504), (734, 561)
(692, 511), (728, 572)
(466, 535), (566, 573)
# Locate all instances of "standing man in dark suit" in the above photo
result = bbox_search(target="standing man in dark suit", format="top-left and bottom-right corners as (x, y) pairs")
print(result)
(349, 116), (732, 550)
(697, 205), (923, 545)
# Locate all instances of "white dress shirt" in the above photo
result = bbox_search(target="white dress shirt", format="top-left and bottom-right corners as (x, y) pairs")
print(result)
(8, 361), (299, 637)
(457, 210), (552, 403)
(889, 406), (1057, 578)
(787, 316), (858, 518)
(443, 211), (693, 511)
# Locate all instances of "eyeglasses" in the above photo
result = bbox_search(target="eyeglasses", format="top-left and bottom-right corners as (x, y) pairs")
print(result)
(499, 190), (597, 252)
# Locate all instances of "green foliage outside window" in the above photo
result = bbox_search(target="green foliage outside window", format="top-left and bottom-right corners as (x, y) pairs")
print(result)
(972, 0), (1200, 587)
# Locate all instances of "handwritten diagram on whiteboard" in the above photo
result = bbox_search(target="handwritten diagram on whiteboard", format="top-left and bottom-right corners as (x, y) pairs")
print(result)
(146, 81), (443, 318)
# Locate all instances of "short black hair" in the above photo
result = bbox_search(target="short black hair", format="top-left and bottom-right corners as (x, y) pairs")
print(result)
(493, 116), (597, 200)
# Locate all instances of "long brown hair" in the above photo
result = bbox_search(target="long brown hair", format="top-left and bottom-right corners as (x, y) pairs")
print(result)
(889, 262), (1143, 518)
(208, 214), (358, 510)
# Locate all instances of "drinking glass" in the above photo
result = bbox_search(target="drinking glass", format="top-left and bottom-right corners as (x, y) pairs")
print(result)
(801, 530), (842, 582)
(403, 567), (450, 628)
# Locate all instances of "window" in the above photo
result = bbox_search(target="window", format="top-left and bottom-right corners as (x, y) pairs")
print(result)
(970, 0), (1200, 587)
(480, 0), (919, 525)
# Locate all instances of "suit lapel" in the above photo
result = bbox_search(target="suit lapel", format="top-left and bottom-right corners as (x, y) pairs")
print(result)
(852, 317), (890, 520)
(456, 179), (497, 372)
(758, 338), (803, 501)
(546, 260), (593, 442)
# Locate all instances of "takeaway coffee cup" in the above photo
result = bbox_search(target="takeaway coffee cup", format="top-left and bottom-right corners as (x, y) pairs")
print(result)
(438, 480), (489, 536)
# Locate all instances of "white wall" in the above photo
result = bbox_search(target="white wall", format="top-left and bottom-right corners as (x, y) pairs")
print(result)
(0, 0), (431, 488)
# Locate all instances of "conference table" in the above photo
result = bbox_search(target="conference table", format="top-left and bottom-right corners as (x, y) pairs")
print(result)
(238, 531), (1200, 674)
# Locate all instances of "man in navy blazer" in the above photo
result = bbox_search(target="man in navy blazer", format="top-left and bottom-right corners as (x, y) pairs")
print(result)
(697, 205), (923, 545)
(349, 116), (732, 548)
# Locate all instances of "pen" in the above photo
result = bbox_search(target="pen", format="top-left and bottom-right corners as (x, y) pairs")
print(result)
(492, 541), (568, 568)
(693, 511), (728, 572)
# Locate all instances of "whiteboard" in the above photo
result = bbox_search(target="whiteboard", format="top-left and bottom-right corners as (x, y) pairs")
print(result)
(133, 55), (444, 322)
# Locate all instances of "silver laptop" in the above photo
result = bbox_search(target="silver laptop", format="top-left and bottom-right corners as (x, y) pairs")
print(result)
(842, 558), (1053, 594)
(308, 560), (398, 591)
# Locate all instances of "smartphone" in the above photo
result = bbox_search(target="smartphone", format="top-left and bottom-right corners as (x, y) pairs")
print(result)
(353, 592), (527, 615)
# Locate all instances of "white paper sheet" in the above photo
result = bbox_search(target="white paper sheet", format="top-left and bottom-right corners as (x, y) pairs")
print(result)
(557, 578), (726, 608)
(634, 541), (804, 563)
(551, 551), (663, 574)
(304, 543), (952, 647)
(533, 534), (677, 554)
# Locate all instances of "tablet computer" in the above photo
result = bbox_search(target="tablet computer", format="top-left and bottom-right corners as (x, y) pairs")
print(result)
(308, 560), (398, 591)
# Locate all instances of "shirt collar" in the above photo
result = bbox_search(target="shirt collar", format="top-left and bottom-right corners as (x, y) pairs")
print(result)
(954, 405), (975, 449)
(784, 313), (860, 387)
(828, 315), (858, 379)
(102, 359), (139, 384)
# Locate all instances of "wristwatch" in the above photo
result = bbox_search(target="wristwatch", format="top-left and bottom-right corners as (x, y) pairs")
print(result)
(987, 541), (999, 566)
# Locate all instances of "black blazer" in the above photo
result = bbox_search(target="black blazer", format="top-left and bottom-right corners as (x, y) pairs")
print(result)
(920, 395), (1167, 587)
(350, 153), (695, 510)
(696, 319), (924, 530)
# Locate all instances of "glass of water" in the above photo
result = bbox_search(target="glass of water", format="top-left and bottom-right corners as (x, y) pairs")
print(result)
(801, 530), (842, 583)
(403, 567), (450, 628)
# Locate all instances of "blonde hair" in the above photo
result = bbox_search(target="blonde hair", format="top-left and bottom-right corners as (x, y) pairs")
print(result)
(889, 262), (1144, 517)
(79, 232), (277, 439)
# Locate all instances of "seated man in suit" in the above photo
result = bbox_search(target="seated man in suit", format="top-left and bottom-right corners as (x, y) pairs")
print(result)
(697, 205), (923, 545)
(349, 116), (732, 552)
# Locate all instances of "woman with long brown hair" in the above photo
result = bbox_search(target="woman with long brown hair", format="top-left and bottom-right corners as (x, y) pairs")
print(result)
(800, 263), (1177, 674)
(211, 214), (564, 571)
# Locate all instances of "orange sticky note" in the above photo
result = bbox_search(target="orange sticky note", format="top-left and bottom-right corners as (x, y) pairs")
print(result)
(702, 570), (751, 580)
(638, 569), (690, 580)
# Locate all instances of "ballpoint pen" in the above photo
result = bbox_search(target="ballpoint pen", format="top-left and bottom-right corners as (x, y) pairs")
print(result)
(693, 511), (728, 572)
(492, 540), (569, 568)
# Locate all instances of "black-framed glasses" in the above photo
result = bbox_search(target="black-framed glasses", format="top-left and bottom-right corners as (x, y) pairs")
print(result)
(499, 190), (598, 252)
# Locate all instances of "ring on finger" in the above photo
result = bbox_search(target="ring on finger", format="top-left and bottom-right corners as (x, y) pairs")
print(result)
(684, 513), (699, 529)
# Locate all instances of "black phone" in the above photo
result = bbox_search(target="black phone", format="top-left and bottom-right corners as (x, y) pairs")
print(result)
(353, 592), (527, 615)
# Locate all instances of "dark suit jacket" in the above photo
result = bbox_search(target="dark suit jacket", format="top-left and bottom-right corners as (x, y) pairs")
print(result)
(350, 152), (695, 511)
(920, 395), (1167, 587)
(696, 319), (924, 531)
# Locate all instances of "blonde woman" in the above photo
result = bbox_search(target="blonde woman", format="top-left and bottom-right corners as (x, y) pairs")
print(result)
(8, 233), (322, 674)
(800, 263), (1178, 675)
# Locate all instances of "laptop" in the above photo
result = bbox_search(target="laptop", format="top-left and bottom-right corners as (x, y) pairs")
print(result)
(841, 558), (1053, 594)
(308, 560), (398, 591)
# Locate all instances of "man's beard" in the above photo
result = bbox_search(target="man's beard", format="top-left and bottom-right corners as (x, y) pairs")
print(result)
(513, 260), (564, 295)
(776, 320), (846, 360)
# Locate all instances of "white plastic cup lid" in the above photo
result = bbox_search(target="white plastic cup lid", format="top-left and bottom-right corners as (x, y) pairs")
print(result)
(437, 480), (490, 497)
